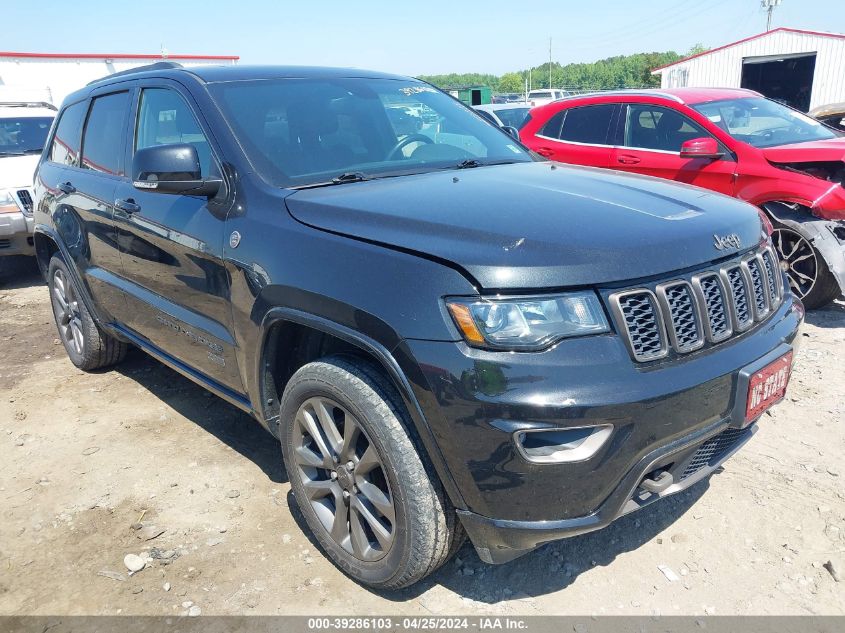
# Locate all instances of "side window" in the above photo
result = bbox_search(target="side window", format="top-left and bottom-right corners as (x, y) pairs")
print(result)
(135, 89), (212, 177)
(476, 110), (498, 126)
(624, 104), (711, 152)
(539, 111), (565, 138)
(50, 101), (87, 166)
(559, 104), (616, 144)
(80, 92), (131, 175)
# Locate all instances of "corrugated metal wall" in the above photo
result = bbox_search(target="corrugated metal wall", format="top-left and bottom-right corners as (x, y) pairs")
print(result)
(655, 30), (845, 110)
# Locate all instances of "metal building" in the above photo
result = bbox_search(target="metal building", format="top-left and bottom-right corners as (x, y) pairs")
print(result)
(651, 28), (845, 112)
(0, 52), (239, 107)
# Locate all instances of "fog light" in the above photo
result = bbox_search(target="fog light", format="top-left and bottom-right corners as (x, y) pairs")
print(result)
(515, 425), (613, 464)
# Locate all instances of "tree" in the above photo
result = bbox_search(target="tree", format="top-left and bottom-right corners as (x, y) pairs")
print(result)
(497, 72), (524, 93)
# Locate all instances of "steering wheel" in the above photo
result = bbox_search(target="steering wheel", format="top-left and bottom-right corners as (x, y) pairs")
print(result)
(386, 134), (433, 161)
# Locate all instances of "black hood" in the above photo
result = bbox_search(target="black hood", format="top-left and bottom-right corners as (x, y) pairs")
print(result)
(285, 162), (762, 290)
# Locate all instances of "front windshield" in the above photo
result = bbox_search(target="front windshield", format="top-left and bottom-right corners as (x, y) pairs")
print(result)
(494, 107), (530, 128)
(209, 77), (533, 188)
(0, 116), (53, 156)
(692, 97), (840, 148)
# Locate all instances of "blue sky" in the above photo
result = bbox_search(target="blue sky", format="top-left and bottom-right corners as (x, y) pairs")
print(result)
(4, 0), (844, 75)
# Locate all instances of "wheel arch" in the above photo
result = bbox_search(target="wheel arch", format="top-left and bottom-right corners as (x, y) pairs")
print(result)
(256, 307), (466, 510)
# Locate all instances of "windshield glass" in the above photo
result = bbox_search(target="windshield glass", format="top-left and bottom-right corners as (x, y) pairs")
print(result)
(0, 116), (53, 155)
(692, 97), (840, 148)
(209, 77), (533, 188)
(493, 107), (530, 128)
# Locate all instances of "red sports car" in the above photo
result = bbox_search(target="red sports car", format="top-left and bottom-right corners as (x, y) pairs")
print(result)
(520, 88), (845, 308)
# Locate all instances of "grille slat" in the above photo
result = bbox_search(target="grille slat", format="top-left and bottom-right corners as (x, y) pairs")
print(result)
(697, 274), (731, 341)
(661, 282), (702, 352)
(680, 427), (749, 481)
(15, 189), (33, 214)
(611, 246), (783, 363)
(746, 258), (768, 317)
(616, 292), (666, 362)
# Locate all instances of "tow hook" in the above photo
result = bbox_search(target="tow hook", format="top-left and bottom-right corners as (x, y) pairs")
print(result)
(640, 470), (673, 494)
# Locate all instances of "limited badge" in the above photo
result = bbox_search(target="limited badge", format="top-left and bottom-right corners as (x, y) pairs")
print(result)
(229, 231), (241, 249)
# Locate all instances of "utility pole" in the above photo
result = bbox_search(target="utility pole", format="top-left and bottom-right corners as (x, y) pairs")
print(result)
(549, 37), (553, 89)
(761, 0), (782, 31)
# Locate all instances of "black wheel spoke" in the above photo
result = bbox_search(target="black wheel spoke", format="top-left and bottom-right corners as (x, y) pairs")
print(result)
(292, 395), (396, 562)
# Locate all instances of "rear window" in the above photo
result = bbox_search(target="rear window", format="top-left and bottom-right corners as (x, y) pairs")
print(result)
(50, 101), (87, 166)
(0, 116), (53, 156)
(81, 92), (130, 176)
(559, 104), (615, 145)
(493, 107), (529, 128)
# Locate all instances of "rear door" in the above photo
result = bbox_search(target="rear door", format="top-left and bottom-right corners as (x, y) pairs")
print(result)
(612, 103), (737, 194)
(531, 103), (618, 167)
(39, 90), (132, 320)
(111, 80), (243, 393)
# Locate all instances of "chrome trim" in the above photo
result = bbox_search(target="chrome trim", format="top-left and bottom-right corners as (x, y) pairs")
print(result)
(655, 280), (705, 353)
(720, 263), (754, 333)
(514, 424), (614, 465)
(742, 254), (771, 321)
(762, 245), (784, 305)
(608, 289), (669, 362)
(690, 271), (733, 343)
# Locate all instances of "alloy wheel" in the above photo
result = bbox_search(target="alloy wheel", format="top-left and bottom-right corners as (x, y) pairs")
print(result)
(52, 268), (84, 355)
(291, 396), (396, 561)
(772, 227), (817, 300)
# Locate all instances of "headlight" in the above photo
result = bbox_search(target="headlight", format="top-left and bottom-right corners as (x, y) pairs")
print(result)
(446, 291), (610, 350)
(0, 190), (21, 214)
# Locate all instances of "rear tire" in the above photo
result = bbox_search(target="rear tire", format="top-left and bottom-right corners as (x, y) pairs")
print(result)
(47, 255), (127, 370)
(280, 355), (462, 589)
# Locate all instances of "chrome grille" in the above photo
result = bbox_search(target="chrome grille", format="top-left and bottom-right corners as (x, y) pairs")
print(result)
(695, 273), (731, 342)
(658, 282), (702, 352)
(15, 189), (33, 214)
(611, 246), (783, 363)
(746, 257), (769, 318)
(724, 265), (752, 330)
(614, 291), (666, 362)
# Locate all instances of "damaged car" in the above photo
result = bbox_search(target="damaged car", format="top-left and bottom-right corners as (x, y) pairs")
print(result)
(520, 88), (845, 308)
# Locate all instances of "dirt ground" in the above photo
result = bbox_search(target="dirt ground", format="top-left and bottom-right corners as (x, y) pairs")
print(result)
(0, 260), (843, 617)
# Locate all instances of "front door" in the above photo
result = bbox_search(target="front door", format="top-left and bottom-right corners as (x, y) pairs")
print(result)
(612, 103), (737, 195)
(111, 83), (243, 393)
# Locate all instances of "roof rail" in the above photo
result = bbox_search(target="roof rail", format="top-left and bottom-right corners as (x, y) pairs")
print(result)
(86, 61), (183, 86)
(0, 101), (57, 110)
(558, 89), (685, 104)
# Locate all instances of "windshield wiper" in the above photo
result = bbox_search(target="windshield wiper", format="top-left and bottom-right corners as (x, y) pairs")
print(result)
(331, 171), (371, 184)
(455, 159), (482, 169)
(0, 151), (25, 157)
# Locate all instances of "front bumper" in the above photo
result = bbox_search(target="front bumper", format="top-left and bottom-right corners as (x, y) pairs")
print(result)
(398, 296), (802, 563)
(0, 210), (35, 256)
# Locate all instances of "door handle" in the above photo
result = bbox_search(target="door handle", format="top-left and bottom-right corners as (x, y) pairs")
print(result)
(536, 146), (555, 157)
(617, 155), (641, 165)
(57, 182), (76, 194)
(114, 198), (141, 214)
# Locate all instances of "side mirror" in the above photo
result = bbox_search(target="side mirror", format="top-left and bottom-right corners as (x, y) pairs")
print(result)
(132, 143), (222, 197)
(502, 125), (520, 140)
(680, 137), (723, 160)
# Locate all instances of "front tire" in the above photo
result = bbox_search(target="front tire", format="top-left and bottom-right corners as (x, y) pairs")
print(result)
(280, 356), (462, 589)
(771, 223), (840, 309)
(48, 255), (127, 370)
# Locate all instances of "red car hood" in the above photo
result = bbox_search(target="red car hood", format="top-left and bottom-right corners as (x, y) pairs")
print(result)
(761, 138), (845, 163)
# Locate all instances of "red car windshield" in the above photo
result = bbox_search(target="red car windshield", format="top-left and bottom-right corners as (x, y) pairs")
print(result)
(692, 97), (841, 149)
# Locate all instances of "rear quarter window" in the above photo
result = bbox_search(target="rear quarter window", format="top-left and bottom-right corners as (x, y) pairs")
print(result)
(50, 101), (87, 166)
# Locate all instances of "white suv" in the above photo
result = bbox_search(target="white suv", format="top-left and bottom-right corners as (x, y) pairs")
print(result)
(1, 101), (56, 270)
(528, 89), (568, 106)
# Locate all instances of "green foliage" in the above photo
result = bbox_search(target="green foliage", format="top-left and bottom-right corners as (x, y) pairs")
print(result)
(418, 49), (701, 93)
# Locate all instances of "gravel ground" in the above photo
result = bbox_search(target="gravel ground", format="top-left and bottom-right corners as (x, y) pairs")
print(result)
(0, 262), (843, 616)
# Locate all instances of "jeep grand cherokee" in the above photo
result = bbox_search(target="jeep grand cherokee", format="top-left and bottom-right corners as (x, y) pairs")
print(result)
(33, 63), (802, 589)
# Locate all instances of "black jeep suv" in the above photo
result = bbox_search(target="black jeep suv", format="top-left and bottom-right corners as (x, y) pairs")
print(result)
(33, 63), (802, 589)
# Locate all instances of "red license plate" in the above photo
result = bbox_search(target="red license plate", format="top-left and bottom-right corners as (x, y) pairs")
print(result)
(746, 351), (793, 421)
